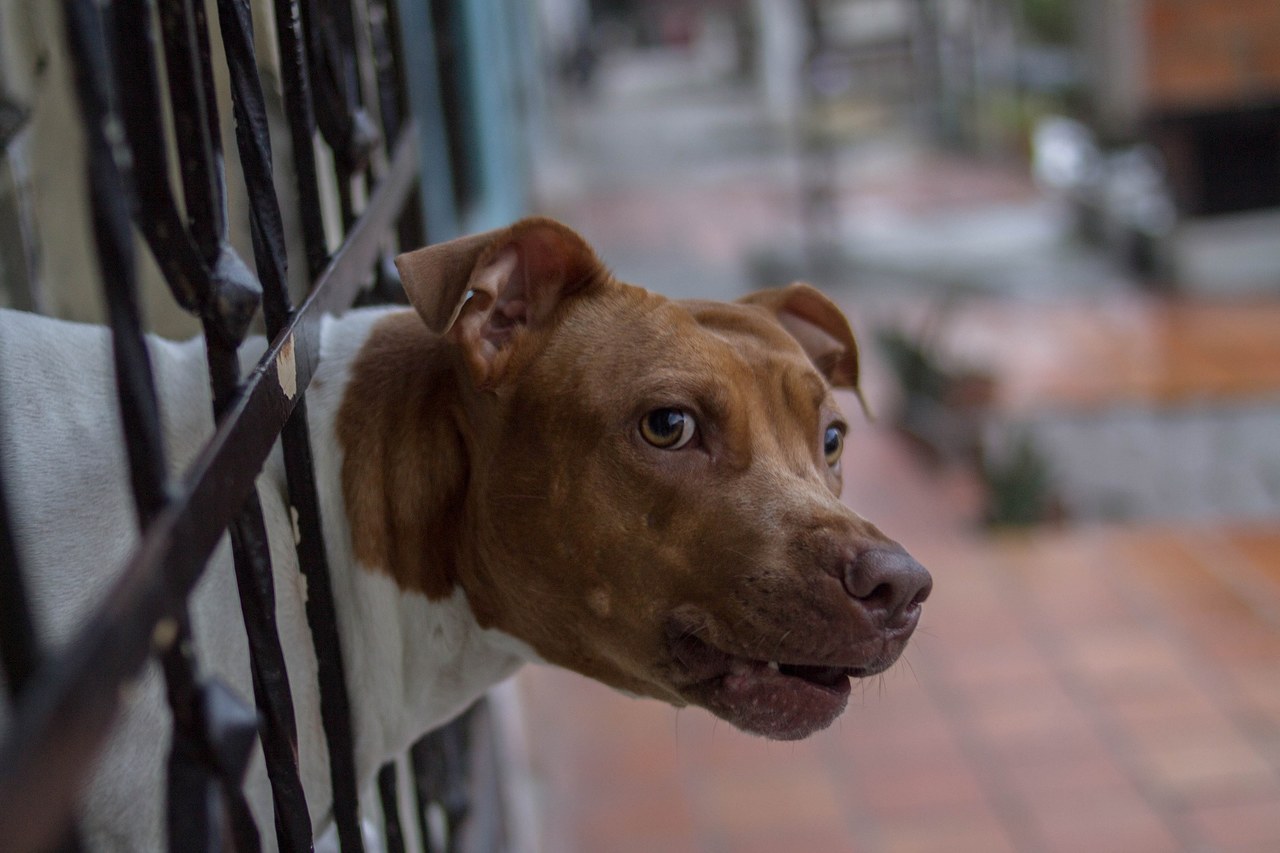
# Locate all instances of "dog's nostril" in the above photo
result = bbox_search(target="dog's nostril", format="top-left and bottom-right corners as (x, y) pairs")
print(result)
(843, 548), (932, 619)
(909, 578), (933, 608)
(861, 582), (895, 610)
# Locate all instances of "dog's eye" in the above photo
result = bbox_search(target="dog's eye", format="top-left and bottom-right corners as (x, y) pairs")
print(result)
(640, 408), (696, 450)
(823, 424), (845, 466)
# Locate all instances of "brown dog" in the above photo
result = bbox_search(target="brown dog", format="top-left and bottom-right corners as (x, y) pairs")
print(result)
(0, 216), (930, 847)
(346, 216), (932, 741)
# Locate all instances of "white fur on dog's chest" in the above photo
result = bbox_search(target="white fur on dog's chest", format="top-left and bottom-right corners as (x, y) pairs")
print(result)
(0, 306), (528, 850)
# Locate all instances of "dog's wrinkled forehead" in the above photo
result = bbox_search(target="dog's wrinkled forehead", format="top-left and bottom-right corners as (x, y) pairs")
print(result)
(655, 294), (833, 389)
(531, 289), (838, 441)
(683, 298), (821, 364)
(694, 300), (831, 400)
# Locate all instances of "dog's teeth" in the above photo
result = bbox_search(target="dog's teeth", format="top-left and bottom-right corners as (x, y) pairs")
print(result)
(767, 661), (780, 671)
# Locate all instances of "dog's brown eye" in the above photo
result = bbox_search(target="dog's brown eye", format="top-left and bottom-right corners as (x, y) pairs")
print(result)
(640, 408), (696, 450)
(823, 424), (844, 466)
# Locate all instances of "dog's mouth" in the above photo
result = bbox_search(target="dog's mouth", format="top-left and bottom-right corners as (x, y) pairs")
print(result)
(666, 626), (898, 740)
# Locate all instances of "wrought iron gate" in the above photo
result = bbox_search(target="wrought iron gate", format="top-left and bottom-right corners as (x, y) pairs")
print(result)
(0, 0), (508, 850)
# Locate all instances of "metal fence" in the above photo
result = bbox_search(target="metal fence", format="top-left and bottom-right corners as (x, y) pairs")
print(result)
(0, 0), (502, 850)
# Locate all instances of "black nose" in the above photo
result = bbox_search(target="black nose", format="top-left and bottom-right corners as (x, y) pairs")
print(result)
(843, 549), (932, 624)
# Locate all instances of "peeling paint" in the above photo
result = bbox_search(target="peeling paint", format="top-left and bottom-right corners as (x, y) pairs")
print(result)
(290, 505), (302, 546)
(277, 335), (297, 399)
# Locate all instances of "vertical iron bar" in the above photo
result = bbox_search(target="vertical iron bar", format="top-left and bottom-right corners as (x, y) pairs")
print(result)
(0, 458), (40, 701)
(62, 3), (232, 852)
(160, 620), (225, 853)
(377, 765), (406, 853)
(68, 1), (170, 528)
(105, 0), (210, 314)
(158, 0), (227, 262)
(368, 0), (402, 153)
(412, 712), (475, 853)
(0, 465), (83, 853)
(274, 0), (330, 281)
(0, 388), (78, 853)
(82, 3), (272, 851)
(215, 1), (366, 850)
(216, 476), (314, 852)
(158, 0), (315, 848)
(0, 429), (83, 847)
(298, 0), (378, 231)
(213, 0), (294, 329)
(378, 0), (423, 253)
(299, 0), (376, 175)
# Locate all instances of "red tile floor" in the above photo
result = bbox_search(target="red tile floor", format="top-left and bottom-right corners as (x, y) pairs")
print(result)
(513, 305), (1280, 852)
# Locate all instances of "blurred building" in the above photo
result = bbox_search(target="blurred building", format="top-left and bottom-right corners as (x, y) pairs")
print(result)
(1079, 0), (1280, 216)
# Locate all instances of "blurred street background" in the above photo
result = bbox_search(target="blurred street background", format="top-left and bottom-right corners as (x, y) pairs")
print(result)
(514, 1), (1280, 851)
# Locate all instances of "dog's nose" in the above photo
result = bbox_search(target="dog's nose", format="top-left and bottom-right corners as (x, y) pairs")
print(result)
(843, 549), (932, 624)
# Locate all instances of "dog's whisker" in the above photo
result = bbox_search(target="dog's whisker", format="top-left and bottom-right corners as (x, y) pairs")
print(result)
(901, 655), (921, 687)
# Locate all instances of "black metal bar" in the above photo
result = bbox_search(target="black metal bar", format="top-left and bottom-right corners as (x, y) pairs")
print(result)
(215, 0), (294, 330)
(218, 477), (315, 853)
(161, 619), (233, 853)
(69, 3), (267, 852)
(368, 0), (403, 153)
(0, 127), (418, 853)
(110, 0), (258, 350)
(373, 0), (425, 261)
(274, 0), (331, 281)
(216, 1), (369, 848)
(65, 1), (170, 528)
(377, 764), (407, 853)
(107, 0), (214, 318)
(0, 470), (85, 853)
(159, 0), (227, 264)
(300, 0), (380, 238)
(412, 711), (475, 853)
(10, 0), (486, 849)
(299, 0), (378, 177)
(0, 413), (86, 853)
(0, 443), (40, 701)
(153, 0), (320, 844)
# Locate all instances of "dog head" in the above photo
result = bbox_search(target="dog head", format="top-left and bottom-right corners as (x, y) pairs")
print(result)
(378, 217), (931, 740)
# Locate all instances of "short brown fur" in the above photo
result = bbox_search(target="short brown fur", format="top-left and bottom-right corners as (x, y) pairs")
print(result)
(336, 310), (466, 599)
(332, 218), (930, 741)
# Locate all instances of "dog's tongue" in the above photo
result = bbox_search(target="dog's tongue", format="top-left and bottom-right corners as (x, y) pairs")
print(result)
(779, 663), (848, 689)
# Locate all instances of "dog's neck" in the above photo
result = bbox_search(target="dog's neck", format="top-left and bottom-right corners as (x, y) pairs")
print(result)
(303, 307), (530, 781)
(335, 310), (467, 600)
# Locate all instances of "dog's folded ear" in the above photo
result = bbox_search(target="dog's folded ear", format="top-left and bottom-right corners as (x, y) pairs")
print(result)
(740, 283), (867, 411)
(395, 217), (604, 388)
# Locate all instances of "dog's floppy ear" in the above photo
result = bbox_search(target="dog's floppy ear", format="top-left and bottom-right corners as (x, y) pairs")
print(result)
(740, 283), (867, 411)
(395, 217), (604, 387)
